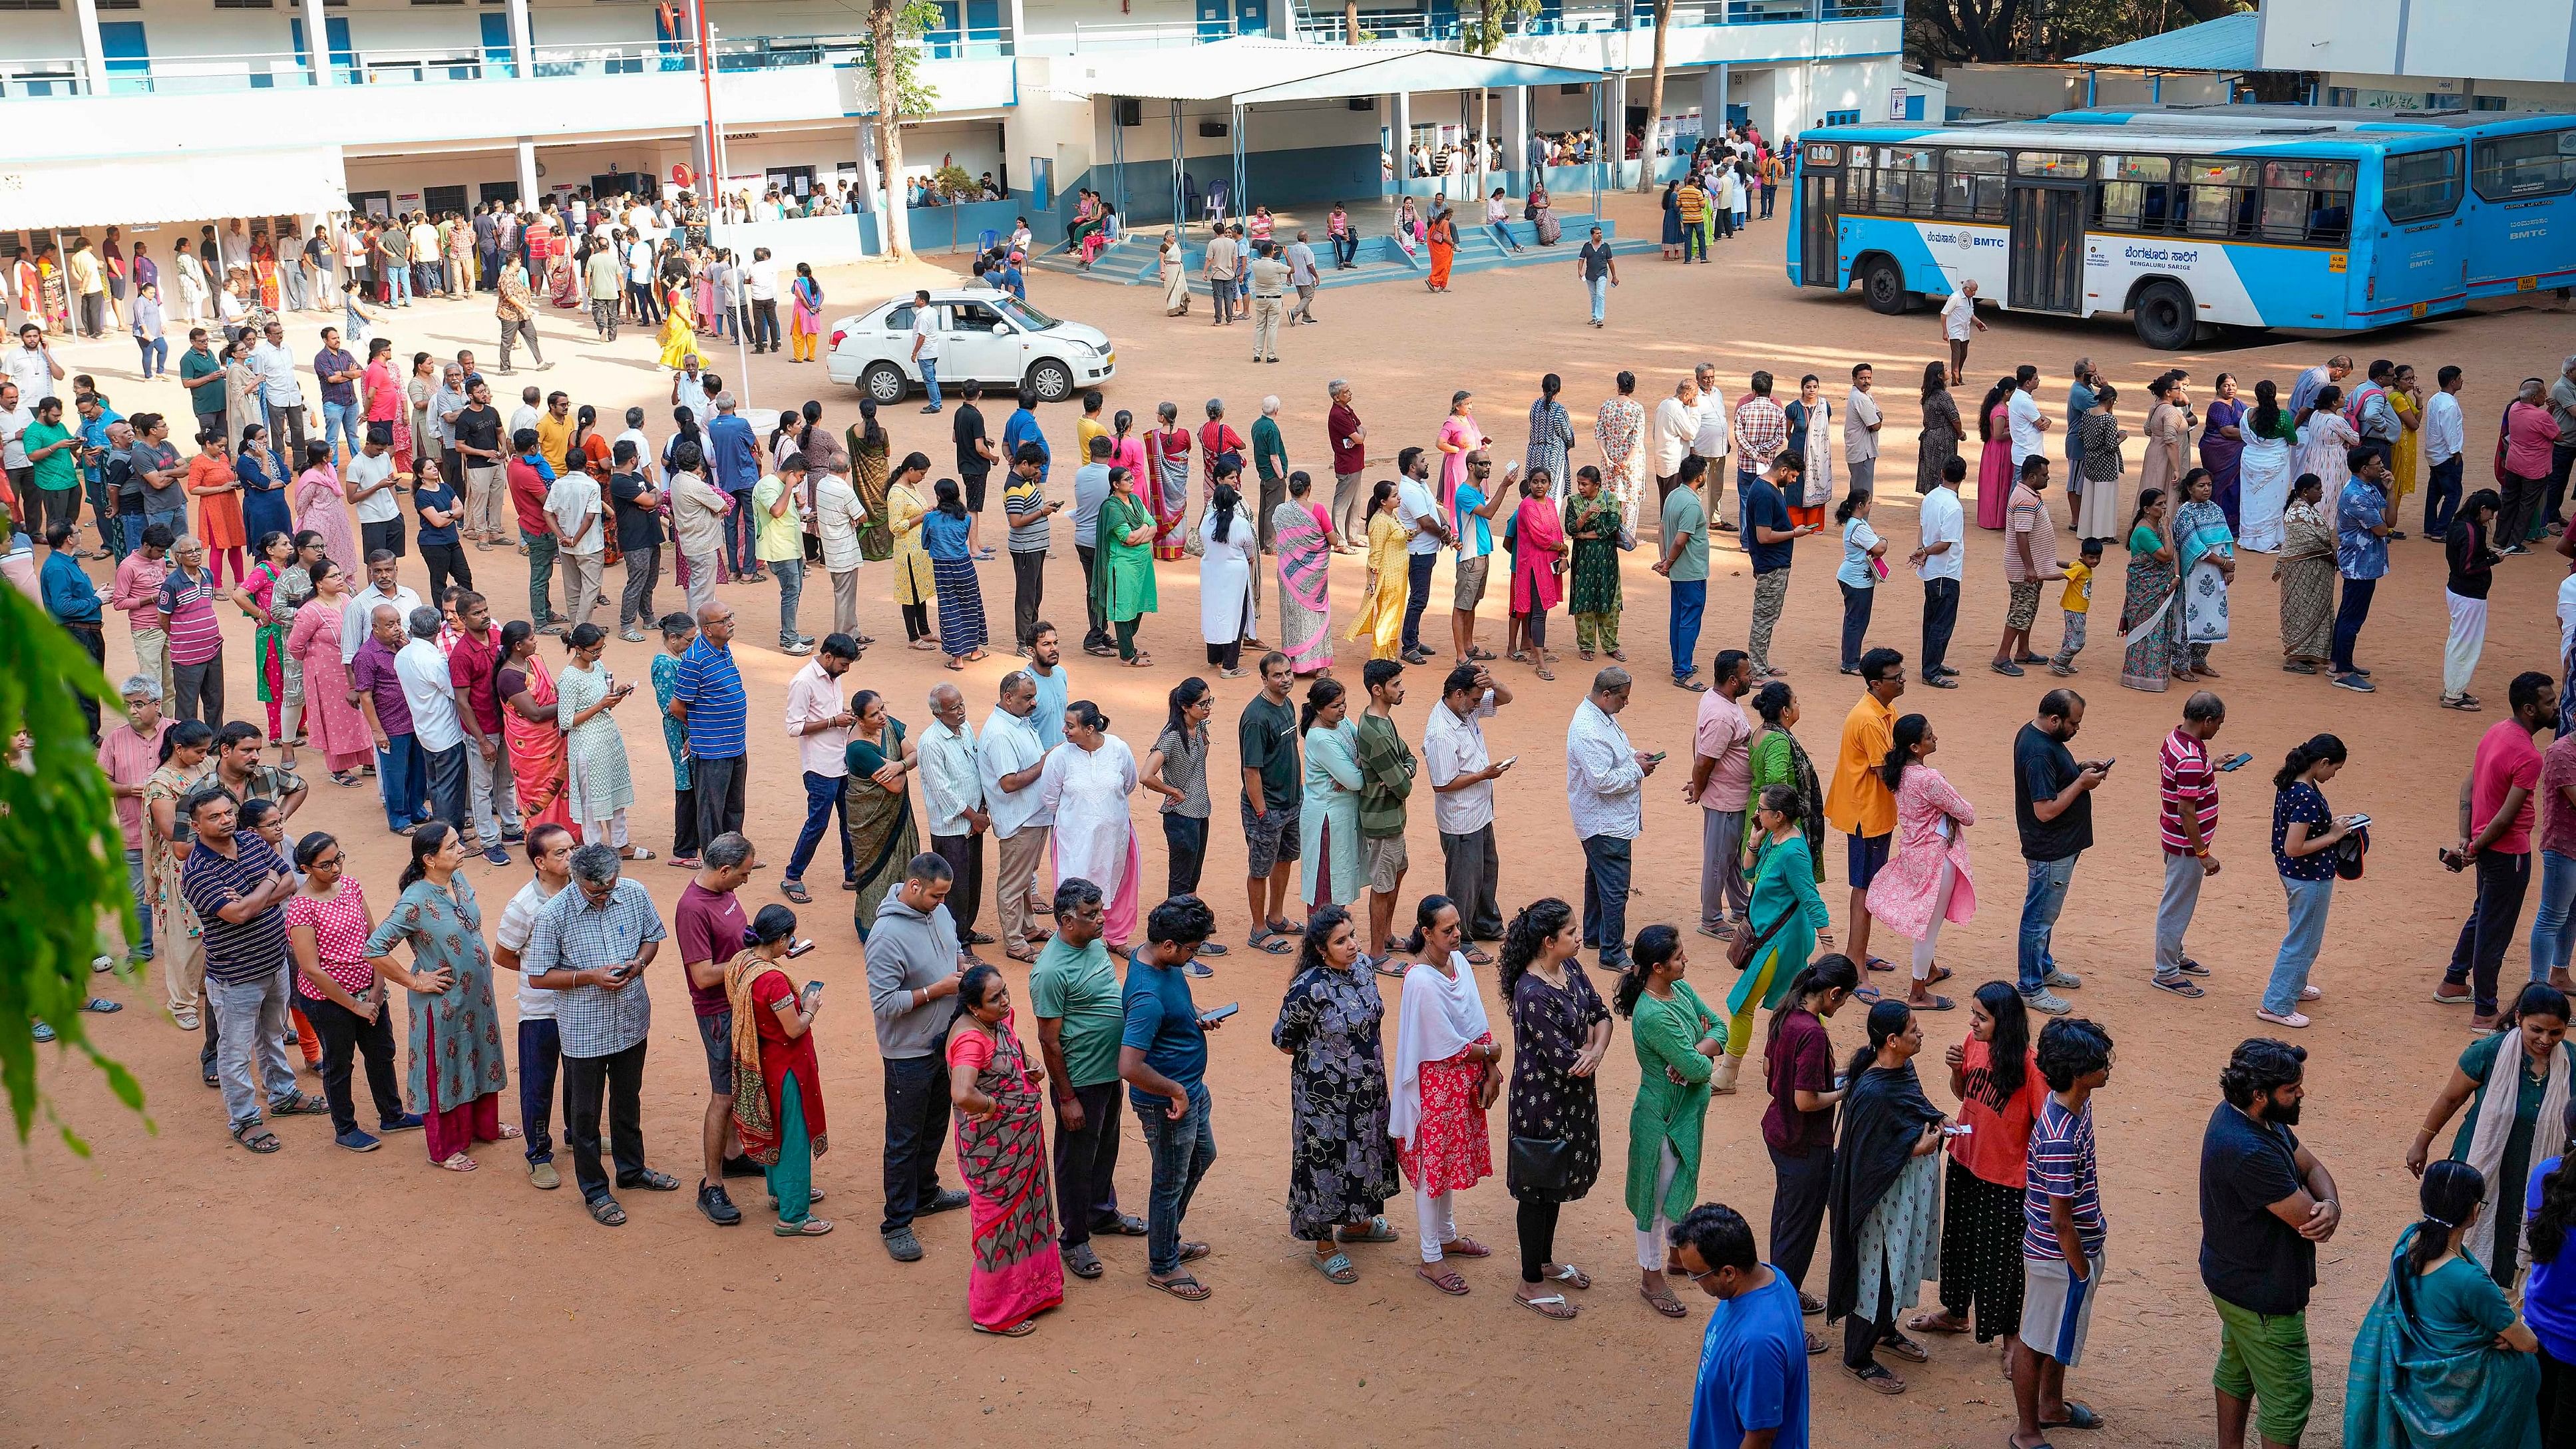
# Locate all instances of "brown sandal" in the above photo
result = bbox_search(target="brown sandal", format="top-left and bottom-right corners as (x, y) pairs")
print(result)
(1417, 1264), (1471, 1295)
(1642, 1286), (1688, 1319)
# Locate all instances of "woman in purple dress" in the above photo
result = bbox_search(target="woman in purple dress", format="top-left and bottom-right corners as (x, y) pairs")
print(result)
(2200, 371), (2247, 534)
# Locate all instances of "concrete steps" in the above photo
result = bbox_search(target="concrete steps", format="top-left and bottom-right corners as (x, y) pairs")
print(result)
(1029, 214), (1653, 294)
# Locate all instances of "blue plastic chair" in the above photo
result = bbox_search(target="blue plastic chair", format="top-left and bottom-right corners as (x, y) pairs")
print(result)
(977, 228), (998, 254)
(1204, 180), (1230, 230)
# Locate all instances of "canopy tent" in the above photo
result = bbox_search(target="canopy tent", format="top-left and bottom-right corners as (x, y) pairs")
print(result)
(2066, 13), (2261, 72)
(0, 145), (349, 232)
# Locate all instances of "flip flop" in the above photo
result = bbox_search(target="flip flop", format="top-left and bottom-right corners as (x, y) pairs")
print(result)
(1847, 1363), (1905, 1394)
(1463, 947), (1494, 965)
(1249, 931), (1294, 955)
(1879, 1335), (1929, 1362)
(1308, 1249), (1358, 1284)
(1905, 1311), (1970, 1335)
(1544, 1262), (1591, 1290)
(2150, 976), (2207, 999)
(1515, 1291), (1576, 1321)
(1642, 1286), (1688, 1319)
(79, 998), (122, 1013)
(774, 1217), (835, 1237)
(781, 881), (813, 904)
(1910, 994), (1956, 1011)
(2040, 1404), (2102, 1431)
(1147, 1273), (1212, 1301)
(972, 1319), (1038, 1335)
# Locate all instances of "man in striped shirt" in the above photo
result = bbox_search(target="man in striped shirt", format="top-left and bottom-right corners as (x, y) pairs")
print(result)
(2153, 693), (2225, 999)
(178, 788), (325, 1149)
(669, 603), (749, 851)
(157, 534), (225, 725)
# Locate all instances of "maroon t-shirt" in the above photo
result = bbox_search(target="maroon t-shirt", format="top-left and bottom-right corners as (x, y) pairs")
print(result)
(673, 881), (747, 1018)
(1328, 402), (1365, 476)
(1760, 1008), (1836, 1156)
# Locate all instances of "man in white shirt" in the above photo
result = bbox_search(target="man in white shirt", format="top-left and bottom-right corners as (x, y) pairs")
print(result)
(813, 455), (868, 636)
(2426, 363), (2468, 541)
(919, 683), (992, 956)
(1688, 362), (1734, 530)
(1423, 663), (1515, 943)
(545, 449), (605, 631)
(613, 405), (657, 485)
(1652, 377), (1700, 526)
(492, 822), (576, 1189)
(345, 424), (408, 560)
(625, 235), (659, 326)
(1843, 362), (1883, 496)
(782, 637), (858, 897)
(1939, 280), (1988, 385)
(509, 385), (542, 443)
(1909, 456), (1967, 684)
(671, 359), (710, 420)
(395, 606), (481, 848)
(977, 671), (1055, 961)
(1395, 447), (1450, 664)
(0, 381), (35, 502)
(906, 288), (943, 414)
(341, 550), (422, 665)
(745, 248), (782, 355)
(2006, 364), (2049, 469)
(3, 324), (63, 407)
(1565, 666), (1658, 970)
(250, 319), (309, 459)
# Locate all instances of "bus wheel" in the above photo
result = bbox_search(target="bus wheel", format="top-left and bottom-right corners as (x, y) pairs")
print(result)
(1861, 256), (1910, 315)
(2132, 280), (2196, 350)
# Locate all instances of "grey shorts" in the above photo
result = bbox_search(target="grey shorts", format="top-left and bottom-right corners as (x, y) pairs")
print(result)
(698, 1008), (735, 1096)
(1362, 834), (1409, 893)
(2022, 1250), (2104, 1367)
(1453, 554), (1491, 609)
(1242, 796), (1302, 875)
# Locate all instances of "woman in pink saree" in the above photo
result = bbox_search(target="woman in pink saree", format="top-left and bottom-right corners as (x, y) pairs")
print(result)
(1273, 474), (1334, 676)
(1435, 391), (1483, 513)
(946, 966), (1063, 1337)
(289, 445), (361, 579)
(286, 561), (373, 785)
(1507, 473), (1566, 682)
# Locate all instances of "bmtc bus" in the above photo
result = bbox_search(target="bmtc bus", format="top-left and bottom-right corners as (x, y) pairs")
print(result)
(2046, 104), (2576, 305)
(1786, 118), (2471, 347)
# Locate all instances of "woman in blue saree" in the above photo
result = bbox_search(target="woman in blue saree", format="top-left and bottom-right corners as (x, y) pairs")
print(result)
(2346, 1158), (2541, 1449)
(2171, 468), (2235, 680)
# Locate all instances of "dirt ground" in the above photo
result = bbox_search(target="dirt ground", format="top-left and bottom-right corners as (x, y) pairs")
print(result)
(11, 190), (2576, 1447)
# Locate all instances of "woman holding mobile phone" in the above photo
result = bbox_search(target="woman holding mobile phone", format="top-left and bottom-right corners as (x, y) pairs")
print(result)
(946, 963), (1063, 1333)
(363, 823), (515, 1171)
(286, 831), (415, 1151)
(558, 624), (645, 860)
(1273, 905), (1401, 1285)
(727, 903), (834, 1238)
(2263, 733), (2348, 1028)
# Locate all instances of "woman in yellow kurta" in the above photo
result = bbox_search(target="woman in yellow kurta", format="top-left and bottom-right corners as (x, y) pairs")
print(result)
(1344, 481), (1407, 662)
(657, 278), (700, 371)
(2390, 363), (2424, 518)
(886, 467), (934, 649)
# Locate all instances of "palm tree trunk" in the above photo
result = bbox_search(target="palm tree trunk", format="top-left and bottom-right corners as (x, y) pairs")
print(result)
(1636, 0), (1671, 192)
(1343, 0), (1360, 43)
(870, 0), (912, 260)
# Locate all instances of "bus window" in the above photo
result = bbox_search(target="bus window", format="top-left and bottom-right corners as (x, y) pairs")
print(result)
(2016, 152), (2092, 180)
(2259, 160), (2354, 244)
(2471, 128), (2576, 202)
(2097, 154), (2172, 232)
(1877, 146), (1938, 216)
(2383, 146), (2464, 222)
(1940, 149), (2008, 221)
(2181, 158), (2259, 238)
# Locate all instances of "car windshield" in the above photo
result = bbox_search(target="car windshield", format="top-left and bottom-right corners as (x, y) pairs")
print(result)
(995, 298), (1061, 331)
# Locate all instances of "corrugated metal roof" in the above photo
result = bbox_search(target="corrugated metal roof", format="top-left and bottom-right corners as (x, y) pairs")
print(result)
(2068, 12), (2261, 73)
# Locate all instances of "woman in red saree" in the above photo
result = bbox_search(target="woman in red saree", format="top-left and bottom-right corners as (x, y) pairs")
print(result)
(1425, 204), (1458, 293)
(947, 965), (1063, 1335)
(1146, 403), (1193, 562)
(728, 905), (832, 1236)
(251, 233), (281, 312)
(493, 622), (579, 841)
(1507, 472), (1566, 682)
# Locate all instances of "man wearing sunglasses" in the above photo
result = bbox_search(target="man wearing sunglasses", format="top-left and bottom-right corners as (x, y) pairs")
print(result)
(1670, 1201), (1810, 1449)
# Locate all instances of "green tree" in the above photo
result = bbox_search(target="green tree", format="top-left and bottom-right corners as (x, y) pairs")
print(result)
(1908, 0), (2249, 64)
(1459, 0), (1541, 53)
(860, 0), (946, 260)
(0, 584), (146, 1152)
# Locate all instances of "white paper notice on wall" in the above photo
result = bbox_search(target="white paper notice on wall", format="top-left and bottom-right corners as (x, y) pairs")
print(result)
(1889, 87), (1908, 121)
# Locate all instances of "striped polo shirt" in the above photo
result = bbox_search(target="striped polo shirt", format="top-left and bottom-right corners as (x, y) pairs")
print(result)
(179, 831), (291, 985)
(2157, 726), (2216, 855)
(157, 565), (224, 667)
(673, 635), (747, 761)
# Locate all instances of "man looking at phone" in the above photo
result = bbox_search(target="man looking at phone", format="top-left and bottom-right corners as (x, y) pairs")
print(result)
(493, 823), (574, 1191)
(679, 833), (761, 1226)
(1033, 877), (1145, 1282)
(1567, 667), (1658, 972)
(2435, 670), (2554, 1030)
(865, 852), (970, 1262)
(1425, 664), (1515, 952)
(2152, 693), (2225, 1002)
(1120, 893), (1224, 1302)
(979, 670), (1055, 963)
(522, 843), (673, 1227)
(2014, 690), (2102, 1018)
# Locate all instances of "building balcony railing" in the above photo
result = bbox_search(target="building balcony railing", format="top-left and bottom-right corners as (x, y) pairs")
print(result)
(1294, 0), (1892, 43)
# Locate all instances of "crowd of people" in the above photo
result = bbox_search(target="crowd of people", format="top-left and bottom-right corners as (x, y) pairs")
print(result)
(19, 231), (2576, 1442)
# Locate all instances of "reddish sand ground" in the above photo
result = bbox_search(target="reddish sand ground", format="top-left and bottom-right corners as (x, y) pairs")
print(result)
(10, 191), (2575, 1447)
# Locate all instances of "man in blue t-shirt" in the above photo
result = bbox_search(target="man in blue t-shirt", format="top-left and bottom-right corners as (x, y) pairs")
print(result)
(1740, 453), (1817, 679)
(1118, 894), (1222, 1299)
(1673, 1202), (1809, 1449)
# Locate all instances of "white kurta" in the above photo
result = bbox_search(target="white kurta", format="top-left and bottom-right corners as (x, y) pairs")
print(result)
(1037, 734), (1139, 905)
(1198, 504), (1260, 644)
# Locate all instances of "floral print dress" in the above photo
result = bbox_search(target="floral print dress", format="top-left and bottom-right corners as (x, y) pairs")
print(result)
(362, 878), (508, 1116)
(1507, 962), (1611, 1204)
(1273, 962), (1399, 1239)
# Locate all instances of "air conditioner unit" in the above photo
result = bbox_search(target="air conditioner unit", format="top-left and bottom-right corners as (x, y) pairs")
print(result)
(1561, 84), (1585, 95)
(1115, 99), (1141, 126)
(1347, 97), (1374, 111)
(1198, 120), (1230, 138)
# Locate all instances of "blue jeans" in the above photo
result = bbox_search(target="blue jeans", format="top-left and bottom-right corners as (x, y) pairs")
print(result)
(1669, 578), (1706, 680)
(786, 769), (854, 885)
(1488, 222), (1523, 253)
(387, 264), (411, 306)
(1586, 272), (1608, 323)
(1839, 580), (1874, 671)
(1139, 1080), (1216, 1275)
(1401, 551), (1435, 654)
(375, 731), (428, 831)
(209, 964), (297, 1130)
(2265, 876), (2335, 1015)
(722, 490), (757, 576)
(2424, 455), (2464, 538)
(124, 846), (154, 960)
(2533, 849), (2576, 983)
(518, 1017), (562, 1164)
(1680, 225), (1706, 262)
(135, 335), (166, 378)
(323, 399), (365, 460)
(121, 515), (146, 555)
(1580, 833), (1634, 968)
(918, 357), (942, 410)
(144, 507), (187, 541)
(2330, 576), (2374, 674)
(771, 555), (805, 644)
(2017, 854), (2079, 996)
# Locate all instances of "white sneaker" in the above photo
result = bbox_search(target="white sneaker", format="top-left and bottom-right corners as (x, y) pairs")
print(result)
(2255, 1008), (2311, 1029)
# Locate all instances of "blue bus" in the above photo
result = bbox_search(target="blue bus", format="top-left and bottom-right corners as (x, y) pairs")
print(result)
(2048, 104), (2576, 304)
(1787, 118), (2470, 347)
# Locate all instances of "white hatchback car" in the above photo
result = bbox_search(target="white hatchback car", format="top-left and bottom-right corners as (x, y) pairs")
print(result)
(824, 290), (1115, 406)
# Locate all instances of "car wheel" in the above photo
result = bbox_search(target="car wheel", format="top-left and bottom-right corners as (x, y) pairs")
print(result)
(1026, 359), (1074, 404)
(860, 363), (908, 405)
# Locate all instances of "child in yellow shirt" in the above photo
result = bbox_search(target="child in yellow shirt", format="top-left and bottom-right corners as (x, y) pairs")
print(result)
(2049, 539), (2101, 676)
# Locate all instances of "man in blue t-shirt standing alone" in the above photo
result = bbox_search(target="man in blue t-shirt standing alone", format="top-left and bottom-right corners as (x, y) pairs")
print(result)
(1672, 1201), (1809, 1449)
(1740, 453), (1816, 680)
(1118, 894), (1223, 1303)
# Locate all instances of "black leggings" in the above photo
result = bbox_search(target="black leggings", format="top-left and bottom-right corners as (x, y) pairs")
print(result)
(1206, 637), (1240, 671)
(422, 540), (472, 602)
(303, 991), (403, 1136)
(901, 600), (931, 642)
(1517, 1199), (1561, 1284)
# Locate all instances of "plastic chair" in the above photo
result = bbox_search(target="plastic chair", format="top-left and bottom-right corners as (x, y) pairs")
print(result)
(1204, 180), (1230, 230)
(977, 228), (998, 254)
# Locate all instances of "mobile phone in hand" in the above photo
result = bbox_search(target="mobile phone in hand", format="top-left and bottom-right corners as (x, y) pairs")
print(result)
(787, 937), (816, 958)
(2215, 751), (2254, 772)
(1199, 1002), (1240, 1023)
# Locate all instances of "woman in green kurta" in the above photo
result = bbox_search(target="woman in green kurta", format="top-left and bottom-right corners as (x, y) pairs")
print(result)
(1089, 466), (1161, 665)
(1298, 678), (1364, 913)
(842, 690), (922, 940)
(1742, 680), (1827, 884)
(1617, 925), (1725, 1318)
(1564, 465), (1624, 658)
(361, 822), (513, 1171)
(1720, 783), (1835, 1092)
(2406, 982), (2575, 1284)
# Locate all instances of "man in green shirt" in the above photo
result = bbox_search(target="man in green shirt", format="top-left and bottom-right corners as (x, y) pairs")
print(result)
(176, 329), (227, 440)
(22, 397), (79, 529)
(749, 451), (812, 655)
(1240, 650), (1304, 954)
(1656, 462), (1712, 691)
(1027, 878), (1143, 1279)
(1352, 658), (1417, 964)
(1250, 397), (1290, 554)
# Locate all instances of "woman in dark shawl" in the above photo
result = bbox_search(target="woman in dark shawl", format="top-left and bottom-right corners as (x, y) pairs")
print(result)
(1825, 998), (1949, 1394)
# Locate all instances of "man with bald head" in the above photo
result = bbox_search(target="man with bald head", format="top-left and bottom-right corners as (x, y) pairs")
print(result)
(920, 682), (990, 960)
(669, 603), (749, 848)
(351, 600), (431, 832)
(978, 670), (1054, 961)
